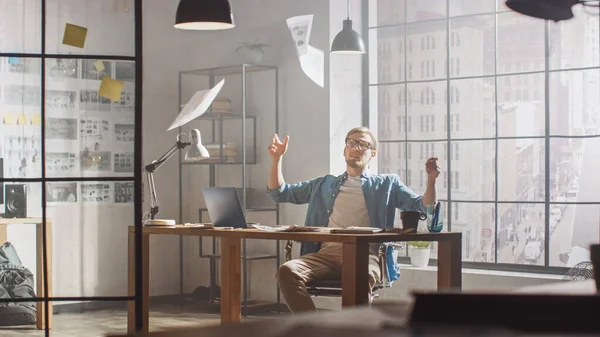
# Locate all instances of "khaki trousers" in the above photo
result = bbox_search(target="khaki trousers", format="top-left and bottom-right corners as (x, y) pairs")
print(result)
(276, 242), (381, 313)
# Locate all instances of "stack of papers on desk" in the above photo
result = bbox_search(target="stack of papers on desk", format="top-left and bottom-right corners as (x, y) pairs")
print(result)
(251, 225), (327, 232)
(330, 227), (383, 234)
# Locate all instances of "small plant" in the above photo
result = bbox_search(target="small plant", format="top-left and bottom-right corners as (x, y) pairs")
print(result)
(235, 40), (270, 53)
(408, 241), (430, 249)
(235, 40), (270, 64)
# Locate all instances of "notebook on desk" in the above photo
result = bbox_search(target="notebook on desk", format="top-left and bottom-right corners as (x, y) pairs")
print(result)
(201, 187), (259, 229)
(330, 227), (383, 234)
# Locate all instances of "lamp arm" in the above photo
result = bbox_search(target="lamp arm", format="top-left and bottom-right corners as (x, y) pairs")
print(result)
(144, 140), (190, 220)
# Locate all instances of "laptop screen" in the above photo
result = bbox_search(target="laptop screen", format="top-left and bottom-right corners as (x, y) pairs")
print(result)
(201, 187), (248, 228)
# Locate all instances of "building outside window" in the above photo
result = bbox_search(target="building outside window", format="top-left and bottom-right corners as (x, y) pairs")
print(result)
(369, 0), (600, 270)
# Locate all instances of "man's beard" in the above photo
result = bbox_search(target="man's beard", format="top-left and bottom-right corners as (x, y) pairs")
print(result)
(346, 158), (367, 169)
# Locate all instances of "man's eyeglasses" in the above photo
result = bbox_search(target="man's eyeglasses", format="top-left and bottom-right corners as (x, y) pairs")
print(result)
(345, 138), (372, 151)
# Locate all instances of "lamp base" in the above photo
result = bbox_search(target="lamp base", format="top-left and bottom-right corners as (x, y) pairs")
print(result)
(143, 219), (176, 226)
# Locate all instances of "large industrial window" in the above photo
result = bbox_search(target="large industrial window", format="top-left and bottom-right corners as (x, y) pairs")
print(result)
(368, 0), (600, 272)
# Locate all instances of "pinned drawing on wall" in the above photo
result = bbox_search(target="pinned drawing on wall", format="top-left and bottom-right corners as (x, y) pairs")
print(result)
(3, 113), (15, 125)
(17, 114), (27, 125)
(98, 76), (124, 102)
(94, 60), (105, 72)
(286, 15), (324, 88)
(62, 23), (88, 48)
(31, 113), (42, 125)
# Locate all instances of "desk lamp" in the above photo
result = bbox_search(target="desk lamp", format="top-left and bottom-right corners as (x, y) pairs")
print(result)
(143, 80), (225, 226)
(143, 130), (209, 226)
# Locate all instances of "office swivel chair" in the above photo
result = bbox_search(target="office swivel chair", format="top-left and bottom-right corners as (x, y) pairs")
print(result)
(284, 240), (398, 299)
(563, 261), (595, 281)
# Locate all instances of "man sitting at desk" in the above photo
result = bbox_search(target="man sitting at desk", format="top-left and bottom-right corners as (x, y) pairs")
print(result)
(267, 126), (439, 313)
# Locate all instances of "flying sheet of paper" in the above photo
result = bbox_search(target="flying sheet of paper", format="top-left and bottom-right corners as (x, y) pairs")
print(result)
(286, 15), (323, 87)
(299, 46), (324, 88)
(99, 76), (124, 102)
(3, 113), (15, 125)
(62, 23), (88, 48)
(31, 113), (42, 125)
(168, 79), (225, 131)
(286, 15), (313, 56)
(94, 60), (105, 72)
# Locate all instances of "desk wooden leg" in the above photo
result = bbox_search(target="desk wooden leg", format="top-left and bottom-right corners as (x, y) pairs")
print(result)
(341, 242), (370, 307)
(220, 237), (241, 324)
(127, 230), (150, 334)
(0, 225), (6, 249)
(437, 237), (462, 290)
(36, 221), (52, 330)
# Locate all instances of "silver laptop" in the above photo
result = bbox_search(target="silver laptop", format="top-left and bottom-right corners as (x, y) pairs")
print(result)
(201, 187), (258, 228)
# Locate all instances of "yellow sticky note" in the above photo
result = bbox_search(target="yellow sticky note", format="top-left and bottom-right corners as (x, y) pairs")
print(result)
(17, 113), (26, 125)
(98, 76), (124, 102)
(3, 113), (15, 125)
(62, 23), (88, 48)
(94, 60), (105, 72)
(31, 113), (41, 125)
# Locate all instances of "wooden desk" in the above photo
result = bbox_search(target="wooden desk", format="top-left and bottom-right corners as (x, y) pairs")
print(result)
(127, 226), (462, 333)
(0, 218), (52, 330)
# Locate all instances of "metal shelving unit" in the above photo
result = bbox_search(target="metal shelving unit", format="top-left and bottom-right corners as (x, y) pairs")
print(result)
(177, 64), (281, 316)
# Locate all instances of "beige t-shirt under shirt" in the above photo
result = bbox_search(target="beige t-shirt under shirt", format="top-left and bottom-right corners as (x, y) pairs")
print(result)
(320, 175), (372, 253)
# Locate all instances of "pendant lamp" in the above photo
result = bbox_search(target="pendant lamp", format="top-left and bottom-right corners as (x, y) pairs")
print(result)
(331, 0), (366, 54)
(505, 0), (579, 22)
(174, 0), (235, 30)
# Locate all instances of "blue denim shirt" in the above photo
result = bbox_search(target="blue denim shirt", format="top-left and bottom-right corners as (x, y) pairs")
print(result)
(267, 170), (426, 257)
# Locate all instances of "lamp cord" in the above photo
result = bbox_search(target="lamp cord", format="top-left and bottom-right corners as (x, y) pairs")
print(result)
(347, 0), (350, 19)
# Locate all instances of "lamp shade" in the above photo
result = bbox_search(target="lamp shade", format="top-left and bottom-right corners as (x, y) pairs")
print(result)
(174, 0), (235, 30)
(185, 129), (210, 161)
(331, 19), (366, 54)
(505, 0), (579, 21)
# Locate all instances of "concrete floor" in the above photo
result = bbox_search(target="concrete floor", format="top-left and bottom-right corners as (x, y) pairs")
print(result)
(0, 305), (286, 337)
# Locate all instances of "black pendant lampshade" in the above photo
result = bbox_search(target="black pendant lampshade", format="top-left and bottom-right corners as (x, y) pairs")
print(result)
(331, 0), (366, 54)
(331, 19), (366, 54)
(505, 0), (579, 22)
(174, 0), (235, 30)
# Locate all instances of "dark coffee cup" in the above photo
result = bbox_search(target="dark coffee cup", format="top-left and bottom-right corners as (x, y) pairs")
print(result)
(590, 244), (600, 292)
(401, 211), (426, 231)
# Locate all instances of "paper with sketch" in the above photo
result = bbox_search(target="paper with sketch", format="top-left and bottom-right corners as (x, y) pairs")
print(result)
(299, 46), (324, 88)
(286, 15), (313, 56)
(168, 79), (225, 131)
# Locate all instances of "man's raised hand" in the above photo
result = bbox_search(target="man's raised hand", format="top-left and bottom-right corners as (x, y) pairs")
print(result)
(268, 133), (290, 160)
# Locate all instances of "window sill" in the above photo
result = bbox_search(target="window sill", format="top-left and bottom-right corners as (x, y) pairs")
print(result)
(397, 263), (564, 280)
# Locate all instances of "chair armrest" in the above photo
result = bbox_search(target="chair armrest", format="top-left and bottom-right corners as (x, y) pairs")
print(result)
(284, 240), (295, 262)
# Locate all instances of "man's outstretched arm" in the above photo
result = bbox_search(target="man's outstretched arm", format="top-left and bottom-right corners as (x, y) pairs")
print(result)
(422, 157), (440, 206)
(267, 134), (314, 204)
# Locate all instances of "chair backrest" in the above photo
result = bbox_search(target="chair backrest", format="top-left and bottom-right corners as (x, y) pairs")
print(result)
(563, 261), (595, 281)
